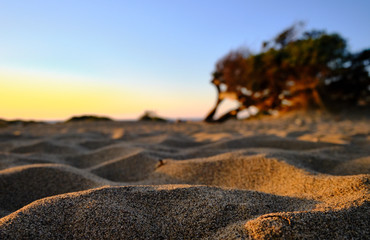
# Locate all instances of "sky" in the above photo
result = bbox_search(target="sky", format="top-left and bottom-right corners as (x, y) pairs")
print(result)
(1, 0), (369, 121)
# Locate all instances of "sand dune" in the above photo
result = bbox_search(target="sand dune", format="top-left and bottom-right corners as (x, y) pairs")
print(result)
(0, 112), (369, 239)
(0, 163), (111, 215)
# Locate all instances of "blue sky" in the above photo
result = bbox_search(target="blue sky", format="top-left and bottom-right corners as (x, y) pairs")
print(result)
(1, 0), (369, 120)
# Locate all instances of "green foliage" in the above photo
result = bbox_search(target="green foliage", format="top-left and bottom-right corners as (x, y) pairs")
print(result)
(206, 23), (370, 122)
(0, 119), (8, 128)
(138, 111), (168, 122)
(66, 115), (113, 122)
(0, 119), (45, 127)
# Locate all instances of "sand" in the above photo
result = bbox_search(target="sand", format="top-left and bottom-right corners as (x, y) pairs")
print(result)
(0, 112), (369, 239)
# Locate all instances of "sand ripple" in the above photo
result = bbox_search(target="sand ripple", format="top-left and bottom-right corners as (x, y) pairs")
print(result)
(0, 114), (369, 239)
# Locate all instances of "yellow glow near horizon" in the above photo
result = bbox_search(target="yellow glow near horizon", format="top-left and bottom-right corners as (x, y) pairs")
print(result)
(0, 67), (212, 120)
(0, 67), (148, 120)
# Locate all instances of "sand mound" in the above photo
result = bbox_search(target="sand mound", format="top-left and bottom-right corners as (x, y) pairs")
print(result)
(206, 135), (335, 150)
(0, 153), (58, 170)
(244, 203), (370, 239)
(11, 141), (80, 155)
(90, 152), (159, 182)
(332, 156), (370, 175)
(0, 114), (369, 238)
(79, 139), (118, 150)
(64, 144), (141, 168)
(159, 135), (207, 148)
(0, 185), (316, 239)
(0, 164), (105, 215)
(148, 152), (369, 204)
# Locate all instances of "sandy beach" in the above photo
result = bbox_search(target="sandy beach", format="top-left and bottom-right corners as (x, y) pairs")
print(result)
(0, 112), (369, 239)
